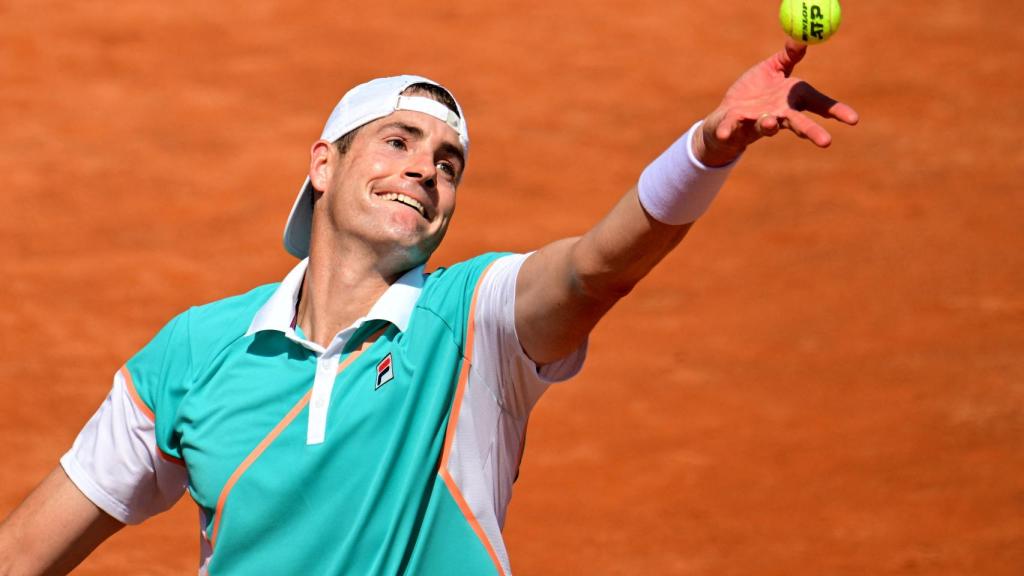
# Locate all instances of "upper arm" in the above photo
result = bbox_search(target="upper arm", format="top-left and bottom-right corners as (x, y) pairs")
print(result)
(473, 253), (588, 416)
(0, 466), (124, 576)
(514, 237), (613, 366)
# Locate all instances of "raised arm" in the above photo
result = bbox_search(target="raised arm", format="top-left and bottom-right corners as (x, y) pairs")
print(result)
(515, 41), (858, 364)
(0, 466), (124, 575)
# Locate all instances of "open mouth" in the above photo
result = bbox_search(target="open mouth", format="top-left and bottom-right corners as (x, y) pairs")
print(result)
(377, 192), (428, 220)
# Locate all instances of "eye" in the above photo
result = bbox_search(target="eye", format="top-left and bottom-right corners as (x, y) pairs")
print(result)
(386, 138), (407, 151)
(436, 160), (457, 179)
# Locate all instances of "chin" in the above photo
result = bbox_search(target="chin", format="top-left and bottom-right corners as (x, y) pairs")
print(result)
(373, 215), (449, 270)
(373, 233), (435, 271)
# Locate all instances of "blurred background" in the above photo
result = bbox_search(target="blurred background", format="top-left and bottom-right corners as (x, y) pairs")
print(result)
(1, 1), (1021, 574)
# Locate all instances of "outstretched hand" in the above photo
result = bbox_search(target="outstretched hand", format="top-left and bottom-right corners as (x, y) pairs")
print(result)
(696, 40), (859, 166)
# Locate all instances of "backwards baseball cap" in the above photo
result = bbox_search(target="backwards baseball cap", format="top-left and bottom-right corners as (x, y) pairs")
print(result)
(282, 75), (469, 259)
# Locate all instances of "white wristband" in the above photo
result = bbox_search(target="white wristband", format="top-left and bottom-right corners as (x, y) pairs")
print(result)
(637, 121), (737, 225)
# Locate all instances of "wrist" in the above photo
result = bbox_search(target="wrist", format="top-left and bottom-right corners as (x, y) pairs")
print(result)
(637, 121), (738, 226)
(694, 116), (745, 167)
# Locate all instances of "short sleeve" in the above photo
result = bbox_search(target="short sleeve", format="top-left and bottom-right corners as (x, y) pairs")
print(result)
(471, 253), (587, 417)
(60, 368), (188, 524)
(60, 312), (193, 525)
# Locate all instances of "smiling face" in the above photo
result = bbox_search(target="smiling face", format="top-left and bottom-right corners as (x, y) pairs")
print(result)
(307, 107), (466, 274)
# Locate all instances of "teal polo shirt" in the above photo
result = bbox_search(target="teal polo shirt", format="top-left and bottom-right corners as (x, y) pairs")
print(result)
(122, 253), (510, 574)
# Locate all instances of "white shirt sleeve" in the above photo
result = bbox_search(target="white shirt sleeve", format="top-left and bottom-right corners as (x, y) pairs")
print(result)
(59, 369), (188, 525)
(472, 252), (587, 417)
(444, 252), (587, 544)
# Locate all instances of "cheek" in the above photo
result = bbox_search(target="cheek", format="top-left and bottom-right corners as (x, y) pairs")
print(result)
(368, 155), (396, 176)
(346, 149), (394, 180)
(437, 189), (457, 220)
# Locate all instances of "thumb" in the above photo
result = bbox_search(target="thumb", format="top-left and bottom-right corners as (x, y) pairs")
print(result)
(775, 39), (807, 76)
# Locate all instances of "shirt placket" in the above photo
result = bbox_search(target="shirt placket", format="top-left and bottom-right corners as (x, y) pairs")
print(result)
(304, 325), (360, 446)
(306, 350), (342, 446)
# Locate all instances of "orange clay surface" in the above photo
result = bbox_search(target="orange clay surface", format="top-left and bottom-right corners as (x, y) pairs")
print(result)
(1, 1), (1021, 574)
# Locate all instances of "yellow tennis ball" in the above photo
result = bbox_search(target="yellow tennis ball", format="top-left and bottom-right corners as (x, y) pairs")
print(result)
(779, 0), (842, 44)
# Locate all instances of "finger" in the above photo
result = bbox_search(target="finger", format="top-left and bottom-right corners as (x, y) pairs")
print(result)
(783, 112), (832, 148)
(789, 81), (860, 125)
(755, 113), (781, 137)
(719, 109), (770, 143)
(715, 118), (733, 142)
(714, 109), (743, 142)
(774, 39), (807, 77)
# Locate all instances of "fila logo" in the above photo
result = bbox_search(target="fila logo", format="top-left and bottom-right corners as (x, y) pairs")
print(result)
(375, 353), (394, 390)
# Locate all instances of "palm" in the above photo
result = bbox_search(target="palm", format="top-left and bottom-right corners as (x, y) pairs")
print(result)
(703, 40), (858, 161)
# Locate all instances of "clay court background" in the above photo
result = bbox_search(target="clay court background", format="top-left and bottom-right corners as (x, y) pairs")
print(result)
(2, 1), (1021, 574)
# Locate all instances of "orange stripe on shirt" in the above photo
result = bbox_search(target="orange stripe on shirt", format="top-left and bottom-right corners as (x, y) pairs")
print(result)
(120, 365), (185, 467)
(120, 365), (155, 422)
(209, 388), (312, 548)
(158, 449), (185, 466)
(338, 325), (388, 373)
(209, 346), (368, 549)
(438, 262), (507, 576)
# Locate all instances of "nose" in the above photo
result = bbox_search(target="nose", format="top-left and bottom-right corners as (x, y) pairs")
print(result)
(404, 152), (436, 189)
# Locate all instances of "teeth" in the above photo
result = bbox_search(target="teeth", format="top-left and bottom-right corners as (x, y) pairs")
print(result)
(379, 192), (426, 218)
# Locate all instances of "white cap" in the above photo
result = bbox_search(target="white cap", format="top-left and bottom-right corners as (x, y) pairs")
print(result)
(283, 75), (469, 259)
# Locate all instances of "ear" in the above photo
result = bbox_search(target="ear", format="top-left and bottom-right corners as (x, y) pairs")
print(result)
(308, 140), (334, 193)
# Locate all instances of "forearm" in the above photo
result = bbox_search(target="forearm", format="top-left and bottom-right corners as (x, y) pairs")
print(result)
(516, 122), (736, 364)
(570, 186), (692, 301)
(516, 188), (692, 364)
(567, 114), (744, 294)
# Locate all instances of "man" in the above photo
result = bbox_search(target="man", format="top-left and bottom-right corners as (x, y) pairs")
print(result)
(0, 41), (856, 575)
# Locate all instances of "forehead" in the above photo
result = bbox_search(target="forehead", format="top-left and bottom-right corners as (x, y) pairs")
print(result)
(363, 110), (464, 152)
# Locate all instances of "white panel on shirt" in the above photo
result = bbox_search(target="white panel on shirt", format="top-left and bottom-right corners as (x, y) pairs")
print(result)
(446, 253), (587, 575)
(60, 370), (187, 525)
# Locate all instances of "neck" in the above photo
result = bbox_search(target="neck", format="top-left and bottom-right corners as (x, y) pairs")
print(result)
(297, 244), (409, 349)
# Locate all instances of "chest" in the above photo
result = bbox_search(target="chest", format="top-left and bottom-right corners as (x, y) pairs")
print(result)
(177, 324), (465, 523)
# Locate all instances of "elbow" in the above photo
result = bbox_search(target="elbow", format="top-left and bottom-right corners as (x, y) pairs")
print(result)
(569, 245), (640, 305)
(573, 271), (637, 304)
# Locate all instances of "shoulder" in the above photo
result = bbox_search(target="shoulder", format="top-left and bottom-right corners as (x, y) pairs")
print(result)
(419, 252), (516, 312)
(188, 282), (278, 331)
(125, 282), (279, 415)
(184, 282), (279, 363)
(127, 283), (278, 383)
(422, 252), (514, 295)
(410, 253), (518, 347)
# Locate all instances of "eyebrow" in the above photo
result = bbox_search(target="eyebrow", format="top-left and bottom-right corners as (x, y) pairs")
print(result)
(378, 121), (465, 172)
(379, 121), (424, 139)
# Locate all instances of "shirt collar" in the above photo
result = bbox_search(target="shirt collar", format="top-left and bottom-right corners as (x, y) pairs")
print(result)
(245, 258), (426, 337)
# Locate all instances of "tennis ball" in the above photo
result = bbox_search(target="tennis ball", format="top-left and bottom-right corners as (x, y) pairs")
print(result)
(779, 0), (842, 44)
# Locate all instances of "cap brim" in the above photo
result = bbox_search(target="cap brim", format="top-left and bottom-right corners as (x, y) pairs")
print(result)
(283, 177), (314, 259)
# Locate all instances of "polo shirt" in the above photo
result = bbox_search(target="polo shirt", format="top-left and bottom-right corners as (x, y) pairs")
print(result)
(60, 253), (586, 575)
